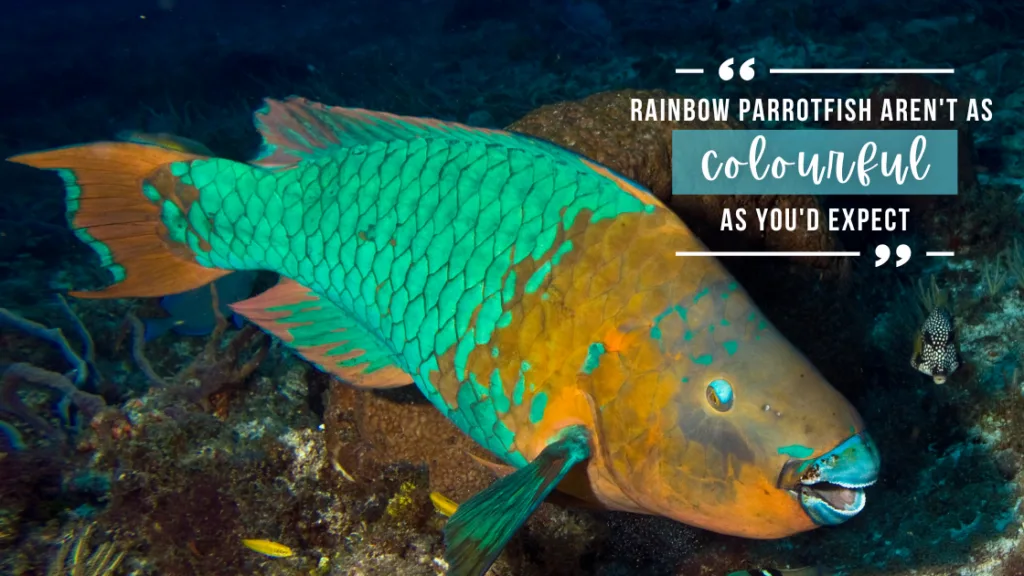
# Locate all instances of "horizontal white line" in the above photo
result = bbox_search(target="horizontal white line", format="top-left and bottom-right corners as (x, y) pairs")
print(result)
(675, 251), (861, 257)
(926, 251), (956, 257)
(674, 68), (704, 74)
(769, 68), (954, 74)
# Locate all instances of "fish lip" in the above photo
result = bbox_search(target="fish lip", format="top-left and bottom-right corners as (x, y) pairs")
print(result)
(778, 433), (881, 526)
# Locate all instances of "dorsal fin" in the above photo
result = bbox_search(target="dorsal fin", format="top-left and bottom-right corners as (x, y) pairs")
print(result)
(230, 278), (411, 388)
(250, 96), (585, 168)
(116, 130), (215, 156)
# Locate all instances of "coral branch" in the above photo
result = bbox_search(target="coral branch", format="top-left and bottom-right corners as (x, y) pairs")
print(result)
(0, 362), (106, 448)
(57, 294), (95, 368)
(121, 308), (270, 411)
(1007, 239), (1024, 289)
(175, 322), (270, 409)
(981, 253), (1007, 297)
(122, 313), (170, 388)
(0, 301), (90, 386)
(0, 420), (26, 451)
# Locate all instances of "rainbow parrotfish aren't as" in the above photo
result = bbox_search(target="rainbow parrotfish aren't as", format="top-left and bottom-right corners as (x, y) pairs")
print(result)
(8, 97), (881, 576)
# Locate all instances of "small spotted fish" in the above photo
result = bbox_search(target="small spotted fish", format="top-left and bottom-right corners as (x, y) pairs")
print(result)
(241, 538), (294, 558)
(912, 305), (961, 385)
(11, 96), (879, 576)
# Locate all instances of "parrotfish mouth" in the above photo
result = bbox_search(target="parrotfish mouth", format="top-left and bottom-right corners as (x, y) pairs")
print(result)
(777, 433), (881, 526)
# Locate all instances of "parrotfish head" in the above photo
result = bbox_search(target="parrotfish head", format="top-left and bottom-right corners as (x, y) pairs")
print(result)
(595, 277), (880, 539)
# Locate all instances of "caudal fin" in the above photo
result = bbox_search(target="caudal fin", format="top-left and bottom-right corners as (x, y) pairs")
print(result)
(7, 142), (230, 299)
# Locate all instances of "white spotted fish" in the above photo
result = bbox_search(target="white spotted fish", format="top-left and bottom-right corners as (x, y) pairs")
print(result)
(10, 97), (879, 576)
(912, 306), (961, 385)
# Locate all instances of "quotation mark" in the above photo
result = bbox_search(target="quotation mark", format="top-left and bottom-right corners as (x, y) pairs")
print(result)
(874, 244), (912, 267)
(719, 58), (756, 81)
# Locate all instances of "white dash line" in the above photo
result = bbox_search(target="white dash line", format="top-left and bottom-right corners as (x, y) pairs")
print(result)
(769, 68), (955, 75)
(675, 251), (861, 257)
(926, 251), (956, 257)
(674, 68), (704, 74)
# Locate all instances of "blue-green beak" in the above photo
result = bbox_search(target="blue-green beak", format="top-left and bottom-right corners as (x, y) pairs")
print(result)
(780, 433), (881, 526)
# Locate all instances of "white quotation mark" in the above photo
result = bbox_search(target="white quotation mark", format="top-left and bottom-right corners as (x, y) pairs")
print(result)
(874, 244), (912, 267)
(719, 58), (756, 81)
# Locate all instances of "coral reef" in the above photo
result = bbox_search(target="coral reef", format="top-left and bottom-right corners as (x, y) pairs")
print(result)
(47, 522), (127, 576)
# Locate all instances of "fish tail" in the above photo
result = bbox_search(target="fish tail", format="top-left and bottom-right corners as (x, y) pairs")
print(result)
(7, 142), (232, 299)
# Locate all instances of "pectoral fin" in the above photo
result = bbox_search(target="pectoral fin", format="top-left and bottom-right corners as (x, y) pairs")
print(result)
(443, 425), (591, 576)
(230, 278), (412, 388)
(467, 452), (604, 510)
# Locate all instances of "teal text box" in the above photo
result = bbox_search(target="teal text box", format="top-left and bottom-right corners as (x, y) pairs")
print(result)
(671, 130), (958, 195)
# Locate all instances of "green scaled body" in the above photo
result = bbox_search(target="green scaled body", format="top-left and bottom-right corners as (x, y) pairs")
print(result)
(162, 101), (651, 470)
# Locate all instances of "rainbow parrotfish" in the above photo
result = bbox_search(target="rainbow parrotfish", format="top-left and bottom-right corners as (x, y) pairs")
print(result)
(8, 96), (881, 576)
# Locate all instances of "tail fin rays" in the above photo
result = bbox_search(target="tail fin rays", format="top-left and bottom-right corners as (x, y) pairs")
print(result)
(8, 142), (230, 299)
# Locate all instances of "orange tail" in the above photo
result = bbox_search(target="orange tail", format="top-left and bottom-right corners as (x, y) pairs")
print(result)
(7, 142), (230, 299)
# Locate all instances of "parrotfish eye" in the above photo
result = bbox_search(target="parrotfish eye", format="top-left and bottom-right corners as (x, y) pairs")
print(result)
(706, 379), (734, 412)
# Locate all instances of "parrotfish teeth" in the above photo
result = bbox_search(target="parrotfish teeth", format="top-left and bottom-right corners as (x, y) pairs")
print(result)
(799, 486), (867, 524)
(791, 433), (879, 525)
(828, 480), (876, 489)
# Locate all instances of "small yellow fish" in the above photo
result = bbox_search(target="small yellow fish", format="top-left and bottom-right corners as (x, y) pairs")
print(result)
(241, 538), (294, 558)
(430, 492), (459, 517)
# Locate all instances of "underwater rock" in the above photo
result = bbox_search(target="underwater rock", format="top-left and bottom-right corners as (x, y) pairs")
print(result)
(994, 449), (1021, 481)
(323, 379), (495, 503)
(506, 88), (844, 274)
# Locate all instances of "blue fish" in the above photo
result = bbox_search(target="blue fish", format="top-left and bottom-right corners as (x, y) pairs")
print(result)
(143, 271), (258, 341)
